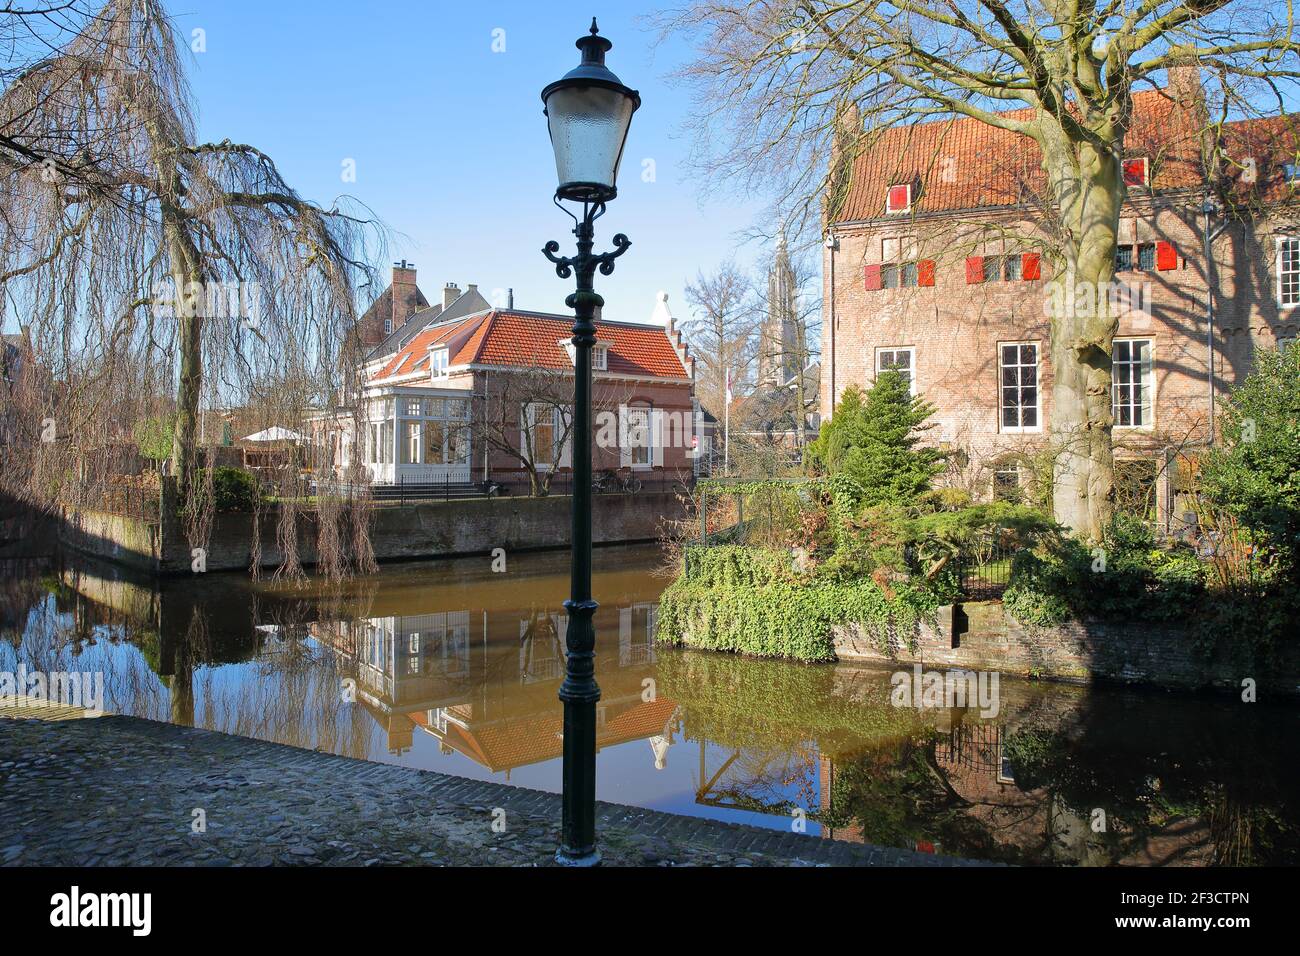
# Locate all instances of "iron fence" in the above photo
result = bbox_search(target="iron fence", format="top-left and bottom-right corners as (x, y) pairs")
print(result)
(356, 470), (693, 505)
(954, 541), (1020, 601)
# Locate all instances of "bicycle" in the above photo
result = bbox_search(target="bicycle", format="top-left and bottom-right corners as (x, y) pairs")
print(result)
(592, 469), (642, 494)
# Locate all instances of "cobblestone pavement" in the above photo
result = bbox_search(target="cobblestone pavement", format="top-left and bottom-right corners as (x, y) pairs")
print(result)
(0, 715), (988, 867)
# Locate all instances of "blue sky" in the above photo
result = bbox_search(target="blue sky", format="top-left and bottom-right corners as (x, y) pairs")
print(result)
(173, 1), (768, 325)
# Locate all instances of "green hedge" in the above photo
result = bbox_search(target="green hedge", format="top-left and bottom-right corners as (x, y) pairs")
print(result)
(657, 545), (941, 662)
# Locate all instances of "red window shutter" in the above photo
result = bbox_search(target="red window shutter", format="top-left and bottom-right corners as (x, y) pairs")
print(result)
(864, 264), (882, 291)
(1155, 241), (1178, 271)
(887, 184), (910, 213)
(1123, 158), (1148, 187)
(1021, 252), (1041, 281)
(965, 256), (984, 284)
(918, 259), (936, 287)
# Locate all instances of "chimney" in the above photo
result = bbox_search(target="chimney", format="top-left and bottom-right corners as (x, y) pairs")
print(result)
(443, 282), (461, 310)
(1166, 63), (1203, 108)
(507, 288), (514, 309)
(391, 260), (418, 331)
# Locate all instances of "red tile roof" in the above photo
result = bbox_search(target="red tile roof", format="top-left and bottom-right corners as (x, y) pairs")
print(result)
(1221, 114), (1300, 205)
(372, 310), (690, 382)
(424, 697), (679, 773)
(833, 87), (1207, 223)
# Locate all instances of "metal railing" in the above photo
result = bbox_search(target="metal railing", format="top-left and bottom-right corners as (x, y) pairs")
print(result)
(954, 541), (1020, 601)
(356, 469), (693, 504)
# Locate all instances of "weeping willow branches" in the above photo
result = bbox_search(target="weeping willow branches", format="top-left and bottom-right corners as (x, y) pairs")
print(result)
(0, 0), (387, 579)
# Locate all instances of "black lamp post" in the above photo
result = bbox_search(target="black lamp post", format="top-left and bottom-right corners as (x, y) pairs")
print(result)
(540, 18), (640, 867)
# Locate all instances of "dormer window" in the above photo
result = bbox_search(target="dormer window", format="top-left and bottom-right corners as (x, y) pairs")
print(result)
(559, 339), (609, 370)
(430, 347), (448, 377)
(886, 183), (912, 215)
(1122, 157), (1149, 187)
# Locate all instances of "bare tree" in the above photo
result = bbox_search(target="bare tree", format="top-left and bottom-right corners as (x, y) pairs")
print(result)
(656, 0), (1299, 540)
(473, 365), (579, 496)
(683, 260), (760, 466)
(0, 0), (384, 572)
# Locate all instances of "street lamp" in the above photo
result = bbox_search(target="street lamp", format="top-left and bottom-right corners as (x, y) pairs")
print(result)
(540, 17), (640, 867)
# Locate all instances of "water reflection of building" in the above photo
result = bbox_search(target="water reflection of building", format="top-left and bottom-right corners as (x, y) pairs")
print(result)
(817, 702), (1217, 865)
(313, 600), (679, 776)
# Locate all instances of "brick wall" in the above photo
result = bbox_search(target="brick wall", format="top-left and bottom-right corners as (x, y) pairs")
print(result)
(822, 200), (1299, 510)
(831, 600), (1300, 695)
(468, 370), (698, 481)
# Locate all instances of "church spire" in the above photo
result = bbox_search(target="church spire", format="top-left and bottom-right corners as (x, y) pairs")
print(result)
(759, 230), (797, 389)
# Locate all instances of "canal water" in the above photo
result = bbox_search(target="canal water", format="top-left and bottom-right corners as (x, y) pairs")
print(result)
(2, 543), (1297, 865)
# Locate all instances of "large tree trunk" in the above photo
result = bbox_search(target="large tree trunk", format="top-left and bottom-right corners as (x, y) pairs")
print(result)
(164, 212), (203, 507)
(1044, 136), (1122, 541)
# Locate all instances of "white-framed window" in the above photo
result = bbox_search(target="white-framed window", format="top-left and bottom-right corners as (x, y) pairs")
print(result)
(593, 344), (609, 371)
(1112, 338), (1154, 428)
(522, 403), (568, 470)
(1278, 237), (1300, 307)
(999, 342), (1040, 432)
(399, 420), (421, 464)
(626, 405), (651, 468)
(367, 421), (393, 464)
(875, 347), (916, 395)
(383, 318), (393, 335)
(430, 347), (449, 376)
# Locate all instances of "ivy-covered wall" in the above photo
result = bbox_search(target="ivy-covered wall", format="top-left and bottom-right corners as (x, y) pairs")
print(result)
(656, 545), (941, 662)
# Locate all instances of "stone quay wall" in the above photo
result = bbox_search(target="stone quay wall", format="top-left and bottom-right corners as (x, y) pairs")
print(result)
(60, 491), (684, 575)
(831, 600), (1300, 696)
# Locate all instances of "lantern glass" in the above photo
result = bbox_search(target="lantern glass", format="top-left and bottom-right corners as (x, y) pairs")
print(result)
(545, 83), (636, 203)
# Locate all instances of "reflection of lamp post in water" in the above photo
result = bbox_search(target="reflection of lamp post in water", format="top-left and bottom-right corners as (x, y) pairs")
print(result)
(539, 19), (640, 867)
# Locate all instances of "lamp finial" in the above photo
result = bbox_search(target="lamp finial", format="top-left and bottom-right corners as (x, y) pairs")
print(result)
(590, 18), (599, 35)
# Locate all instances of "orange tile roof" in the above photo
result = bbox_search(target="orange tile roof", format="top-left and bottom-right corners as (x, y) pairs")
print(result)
(1221, 114), (1300, 205)
(372, 309), (690, 382)
(834, 87), (1207, 223)
(422, 697), (679, 773)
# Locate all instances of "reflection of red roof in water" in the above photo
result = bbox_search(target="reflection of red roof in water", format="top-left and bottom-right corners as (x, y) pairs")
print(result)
(414, 697), (678, 773)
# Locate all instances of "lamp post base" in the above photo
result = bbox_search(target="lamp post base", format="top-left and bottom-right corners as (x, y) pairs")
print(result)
(555, 846), (602, 867)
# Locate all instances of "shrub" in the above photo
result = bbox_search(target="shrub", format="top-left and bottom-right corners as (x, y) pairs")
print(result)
(1199, 342), (1300, 582)
(1002, 514), (1207, 627)
(806, 374), (945, 508)
(132, 416), (174, 465)
(658, 544), (944, 662)
(207, 467), (260, 512)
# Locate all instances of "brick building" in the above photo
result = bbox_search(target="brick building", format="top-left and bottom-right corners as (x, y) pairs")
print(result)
(821, 73), (1299, 522)
(356, 261), (492, 364)
(330, 302), (698, 490)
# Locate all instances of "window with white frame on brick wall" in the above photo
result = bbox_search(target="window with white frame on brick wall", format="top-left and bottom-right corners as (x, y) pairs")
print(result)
(875, 346), (916, 395)
(1278, 237), (1300, 308)
(865, 235), (935, 291)
(999, 342), (1040, 433)
(965, 241), (1041, 285)
(1112, 339), (1154, 428)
